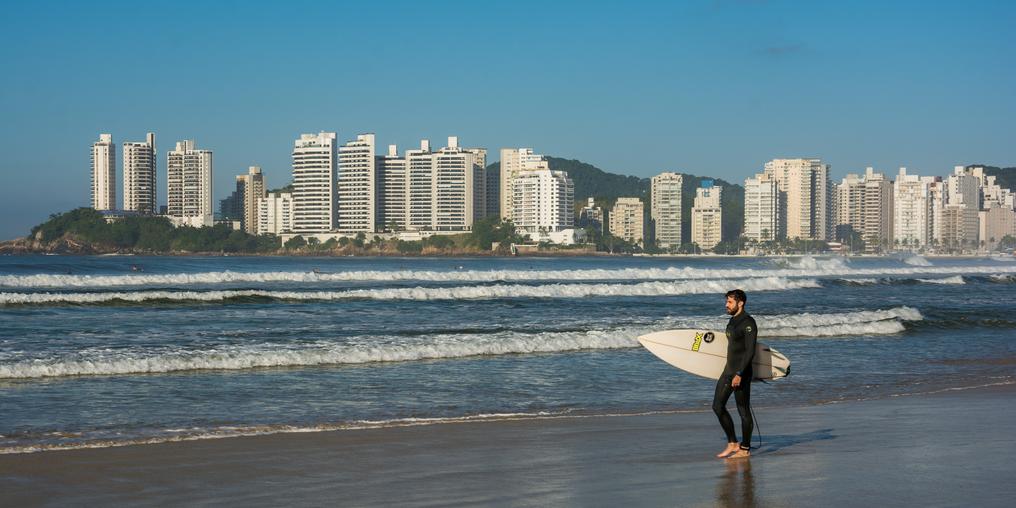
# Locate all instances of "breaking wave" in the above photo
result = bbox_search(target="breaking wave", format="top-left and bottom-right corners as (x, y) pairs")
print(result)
(0, 307), (920, 379)
(4, 261), (1016, 289)
(836, 278), (880, 285)
(902, 255), (932, 266)
(0, 277), (819, 306)
(916, 276), (965, 285)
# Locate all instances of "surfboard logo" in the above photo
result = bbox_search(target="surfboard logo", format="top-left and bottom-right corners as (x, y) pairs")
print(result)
(703, 332), (715, 343)
(692, 332), (703, 352)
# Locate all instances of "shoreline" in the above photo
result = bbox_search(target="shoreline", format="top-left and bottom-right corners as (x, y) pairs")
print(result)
(3, 383), (1014, 506)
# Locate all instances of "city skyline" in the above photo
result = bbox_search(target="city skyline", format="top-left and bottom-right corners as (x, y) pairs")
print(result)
(2, 0), (1015, 239)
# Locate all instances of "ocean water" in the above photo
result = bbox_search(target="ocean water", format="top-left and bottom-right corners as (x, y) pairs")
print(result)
(1, 254), (1014, 453)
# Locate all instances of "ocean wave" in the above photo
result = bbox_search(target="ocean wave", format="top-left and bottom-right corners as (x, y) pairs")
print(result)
(758, 306), (920, 337)
(834, 275), (969, 286)
(0, 277), (819, 306)
(916, 276), (965, 285)
(0, 307), (919, 379)
(0, 328), (651, 379)
(772, 256), (851, 271)
(4, 262), (1016, 289)
(835, 278), (880, 285)
(902, 255), (932, 266)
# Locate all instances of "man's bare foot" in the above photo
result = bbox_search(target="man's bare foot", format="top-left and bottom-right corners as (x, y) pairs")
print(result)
(726, 447), (751, 459)
(716, 442), (739, 458)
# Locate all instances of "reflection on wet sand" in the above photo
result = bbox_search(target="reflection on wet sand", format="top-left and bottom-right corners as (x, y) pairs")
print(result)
(716, 458), (757, 508)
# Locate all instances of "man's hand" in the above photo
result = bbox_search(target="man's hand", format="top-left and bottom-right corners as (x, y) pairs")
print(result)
(731, 375), (742, 388)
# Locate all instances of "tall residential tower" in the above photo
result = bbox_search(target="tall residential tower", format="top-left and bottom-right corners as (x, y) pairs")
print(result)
(123, 133), (157, 214)
(651, 172), (682, 250)
(90, 134), (116, 211)
(691, 180), (722, 251)
(291, 132), (338, 234)
(337, 133), (376, 232)
(763, 158), (832, 241)
(166, 140), (214, 227)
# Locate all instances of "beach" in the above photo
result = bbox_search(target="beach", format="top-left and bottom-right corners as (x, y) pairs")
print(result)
(3, 254), (1016, 506)
(3, 383), (1013, 507)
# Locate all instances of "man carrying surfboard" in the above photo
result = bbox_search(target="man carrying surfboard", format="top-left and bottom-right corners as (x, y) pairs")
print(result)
(714, 289), (757, 459)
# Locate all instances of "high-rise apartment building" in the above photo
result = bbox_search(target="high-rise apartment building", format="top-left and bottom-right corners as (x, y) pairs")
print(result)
(833, 167), (892, 253)
(941, 205), (980, 250)
(893, 168), (938, 249)
(929, 179), (948, 245)
(406, 140), (434, 231)
(258, 192), (294, 236)
(979, 206), (1016, 251)
(763, 158), (831, 241)
(511, 169), (574, 234)
(650, 172), (683, 250)
(377, 144), (407, 231)
(834, 172), (864, 237)
(123, 133), (157, 214)
(90, 134), (116, 211)
(860, 169), (893, 252)
(691, 181), (722, 251)
(743, 174), (779, 242)
(466, 146), (487, 225)
(609, 197), (645, 245)
(234, 166), (265, 234)
(291, 132), (337, 233)
(337, 133), (376, 232)
(958, 166), (1016, 251)
(947, 166), (981, 210)
(485, 161), (500, 219)
(433, 137), (484, 231)
(166, 140), (213, 227)
(499, 148), (548, 220)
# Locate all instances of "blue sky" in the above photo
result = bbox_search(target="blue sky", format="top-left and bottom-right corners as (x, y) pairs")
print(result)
(1, 0), (1013, 239)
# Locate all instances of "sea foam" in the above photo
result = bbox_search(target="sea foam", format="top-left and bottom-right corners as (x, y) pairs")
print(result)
(0, 277), (819, 306)
(4, 263), (1016, 288)
(903, 255), (933, 266)
(916, 276), (965, 285)
(0, 307), (921, 379)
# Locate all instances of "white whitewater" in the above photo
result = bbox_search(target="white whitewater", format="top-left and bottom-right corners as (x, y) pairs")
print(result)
(0, 307), (922, 379)
(3, 258), (1016, 288)
(0, 277), (819, 305)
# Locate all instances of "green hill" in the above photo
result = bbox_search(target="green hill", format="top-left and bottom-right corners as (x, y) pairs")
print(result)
(545, 157), (648, 202)
(542, 157), (745, 244)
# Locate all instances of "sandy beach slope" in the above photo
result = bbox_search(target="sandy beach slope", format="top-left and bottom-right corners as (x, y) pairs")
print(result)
(2, 384), (1013, 507)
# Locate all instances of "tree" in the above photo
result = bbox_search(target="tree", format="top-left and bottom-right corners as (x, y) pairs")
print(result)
(468, 216), (522, 250)
(677, 242), (701, 254)
(284, 235), (307, 249)
(396, 240), (422, 254)
(352, 232), (366, 249)
(1000, 235), (1016, 250)
(424, 235), (454, 249)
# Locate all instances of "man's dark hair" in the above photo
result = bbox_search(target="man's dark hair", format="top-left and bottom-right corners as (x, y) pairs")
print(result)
(725, 289), (747, 304)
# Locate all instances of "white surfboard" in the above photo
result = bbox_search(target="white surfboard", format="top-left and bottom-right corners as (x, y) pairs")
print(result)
(637, 329), (790, 381)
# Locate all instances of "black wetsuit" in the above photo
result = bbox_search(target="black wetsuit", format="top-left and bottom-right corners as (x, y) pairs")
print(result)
(712, 311), (758, 449)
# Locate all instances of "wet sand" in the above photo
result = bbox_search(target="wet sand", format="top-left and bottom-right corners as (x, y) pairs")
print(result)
(2, 384), (1014, 507)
